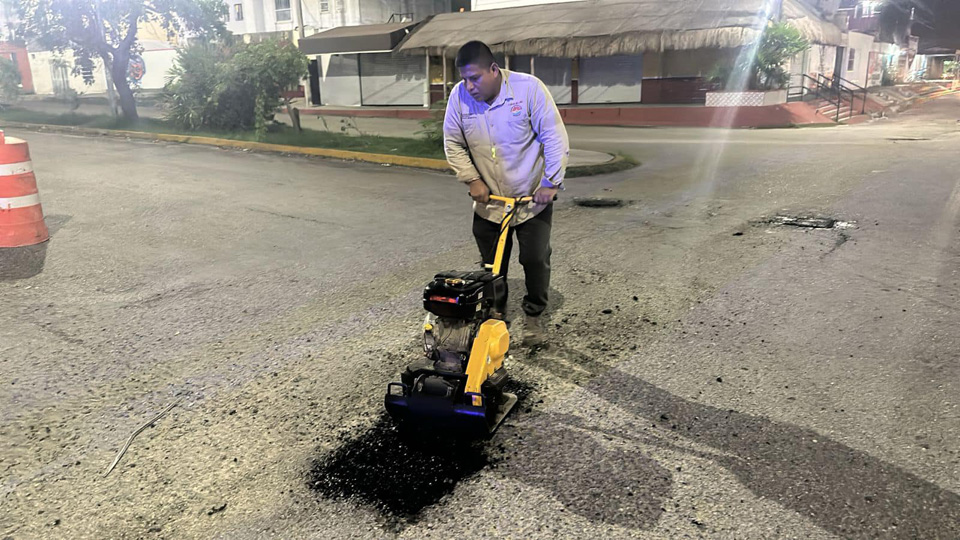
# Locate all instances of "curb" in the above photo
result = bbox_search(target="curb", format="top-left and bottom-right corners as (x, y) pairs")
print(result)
(0, 121), (453, 171)
(0, 121), (623, 176)
(565, 154), (634, 178)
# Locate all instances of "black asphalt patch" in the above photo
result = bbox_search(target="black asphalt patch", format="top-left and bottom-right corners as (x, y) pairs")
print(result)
(308, 379), (536, 523)
(308, 415), (488, 521)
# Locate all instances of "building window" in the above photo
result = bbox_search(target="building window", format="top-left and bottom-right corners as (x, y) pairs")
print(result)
(320, 0), (329, 12)
(234, 4), (244, 21)
(848, 49), (856, 71)
(275, 0), (291, 21)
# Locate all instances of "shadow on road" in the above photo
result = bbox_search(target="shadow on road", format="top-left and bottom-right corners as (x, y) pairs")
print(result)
(593, 369), (960, 538)
(499, 420), (672, 529)
(529, 342), (960, 538)
(0, 214), (70, 281)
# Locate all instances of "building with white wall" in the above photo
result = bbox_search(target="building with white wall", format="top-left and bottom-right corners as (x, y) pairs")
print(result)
(27, 40), (178, 96)
(298, 22), (427, 106)
(399, 0), (845, 106)
(833, 0), (909, 87)
(229, 0), (466, 106)
(226, 0), (468, 42)
(841, 31), (876, 87)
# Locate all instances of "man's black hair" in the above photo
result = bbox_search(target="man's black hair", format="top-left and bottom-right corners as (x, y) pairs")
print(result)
(455, 41), (498, 69)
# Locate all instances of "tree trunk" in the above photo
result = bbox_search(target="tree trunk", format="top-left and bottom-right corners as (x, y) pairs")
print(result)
(110, 52), (138, 121)
(114, 81), (138, 121)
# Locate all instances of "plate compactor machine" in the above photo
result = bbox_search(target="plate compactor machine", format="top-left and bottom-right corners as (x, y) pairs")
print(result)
(384, 195), (532, 437)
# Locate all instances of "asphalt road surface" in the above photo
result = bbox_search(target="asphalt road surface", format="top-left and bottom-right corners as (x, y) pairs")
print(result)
(2, 96), (959, 539)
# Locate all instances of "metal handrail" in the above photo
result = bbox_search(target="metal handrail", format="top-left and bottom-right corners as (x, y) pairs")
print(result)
(834, 74), (865, 91)
(788, 73), (869, 121)
(798, 74), (843, 122)
(825, 74), (868, 115)
(387, 12), (414, 23)
(788, 74), (825, 101)
(786, 74), (831, 120)
(787, 74), (814, 101)
(836, 76), (867, 115)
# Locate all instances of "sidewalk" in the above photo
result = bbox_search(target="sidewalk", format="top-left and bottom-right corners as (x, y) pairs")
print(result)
(13, 95), (164, 119)
(4, 98), (617, 168)
(300, 102), (833, 129)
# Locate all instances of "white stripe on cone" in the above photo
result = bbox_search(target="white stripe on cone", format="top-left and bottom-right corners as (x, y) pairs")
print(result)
(0, 161), (34, 176)
(0, 193), (41, 210)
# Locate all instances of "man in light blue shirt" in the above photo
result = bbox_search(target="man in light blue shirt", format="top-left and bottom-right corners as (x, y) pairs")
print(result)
(443, 41), (570, 346)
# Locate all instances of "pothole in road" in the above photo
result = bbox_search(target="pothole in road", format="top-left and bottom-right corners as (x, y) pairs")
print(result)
(307, 379), (536, 524)
(574, 197), (625, 208)
(754, 215), (856, 230)
(747, 214), (856, 257)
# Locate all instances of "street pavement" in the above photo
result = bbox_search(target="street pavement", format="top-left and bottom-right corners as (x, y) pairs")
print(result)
(1, 96), (959, 539)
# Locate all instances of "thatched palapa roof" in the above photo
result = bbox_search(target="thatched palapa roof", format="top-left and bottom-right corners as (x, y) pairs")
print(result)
(397, 0), (843, 58)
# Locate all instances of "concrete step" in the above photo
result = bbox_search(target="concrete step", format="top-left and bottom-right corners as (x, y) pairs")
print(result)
(817, 108), (853, 118)
(843, 114), (872, 125)
(817, 106), (851, 113)
(816, 105), (854, 122)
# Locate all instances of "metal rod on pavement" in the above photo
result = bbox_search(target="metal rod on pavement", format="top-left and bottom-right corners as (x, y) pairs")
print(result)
(103, 398), (181, 477)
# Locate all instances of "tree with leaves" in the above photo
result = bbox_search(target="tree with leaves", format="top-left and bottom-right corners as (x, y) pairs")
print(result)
(223, 40), (308, 138)
(0, 57), (22, 106)
(751, 22), (810, 90)
(710, 22), (810, 91)
(17, 0), (225, 120)
(162, 40), (307, 140)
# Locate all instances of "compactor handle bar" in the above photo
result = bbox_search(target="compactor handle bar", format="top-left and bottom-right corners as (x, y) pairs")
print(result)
(484, 195), (533, 276)
(488, 195), (534, 205)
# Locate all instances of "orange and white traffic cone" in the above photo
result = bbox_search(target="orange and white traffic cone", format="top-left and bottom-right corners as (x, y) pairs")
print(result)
(0, 131), (49, 248)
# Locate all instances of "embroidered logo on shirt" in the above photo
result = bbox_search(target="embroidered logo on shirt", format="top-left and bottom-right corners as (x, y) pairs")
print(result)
(510, 104), (523, 117)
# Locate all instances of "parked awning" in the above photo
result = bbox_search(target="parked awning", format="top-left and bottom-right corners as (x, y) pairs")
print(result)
(299, 22), (419, 55)
(397, 0), (842, 58)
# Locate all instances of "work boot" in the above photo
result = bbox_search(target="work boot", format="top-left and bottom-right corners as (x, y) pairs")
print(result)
(522, 315), (546, 347)
(492, 308), (510, 326)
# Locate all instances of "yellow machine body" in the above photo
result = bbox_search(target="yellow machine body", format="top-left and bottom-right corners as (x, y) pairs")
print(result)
(462, 195), (529, 401)
(385, 195), (532, 435)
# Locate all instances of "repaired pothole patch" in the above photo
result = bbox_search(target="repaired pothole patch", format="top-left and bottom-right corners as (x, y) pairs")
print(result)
(308, 378), (537, 523)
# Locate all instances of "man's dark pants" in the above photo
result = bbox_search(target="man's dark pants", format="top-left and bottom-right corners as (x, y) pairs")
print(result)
(472, 204), (552, 318)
